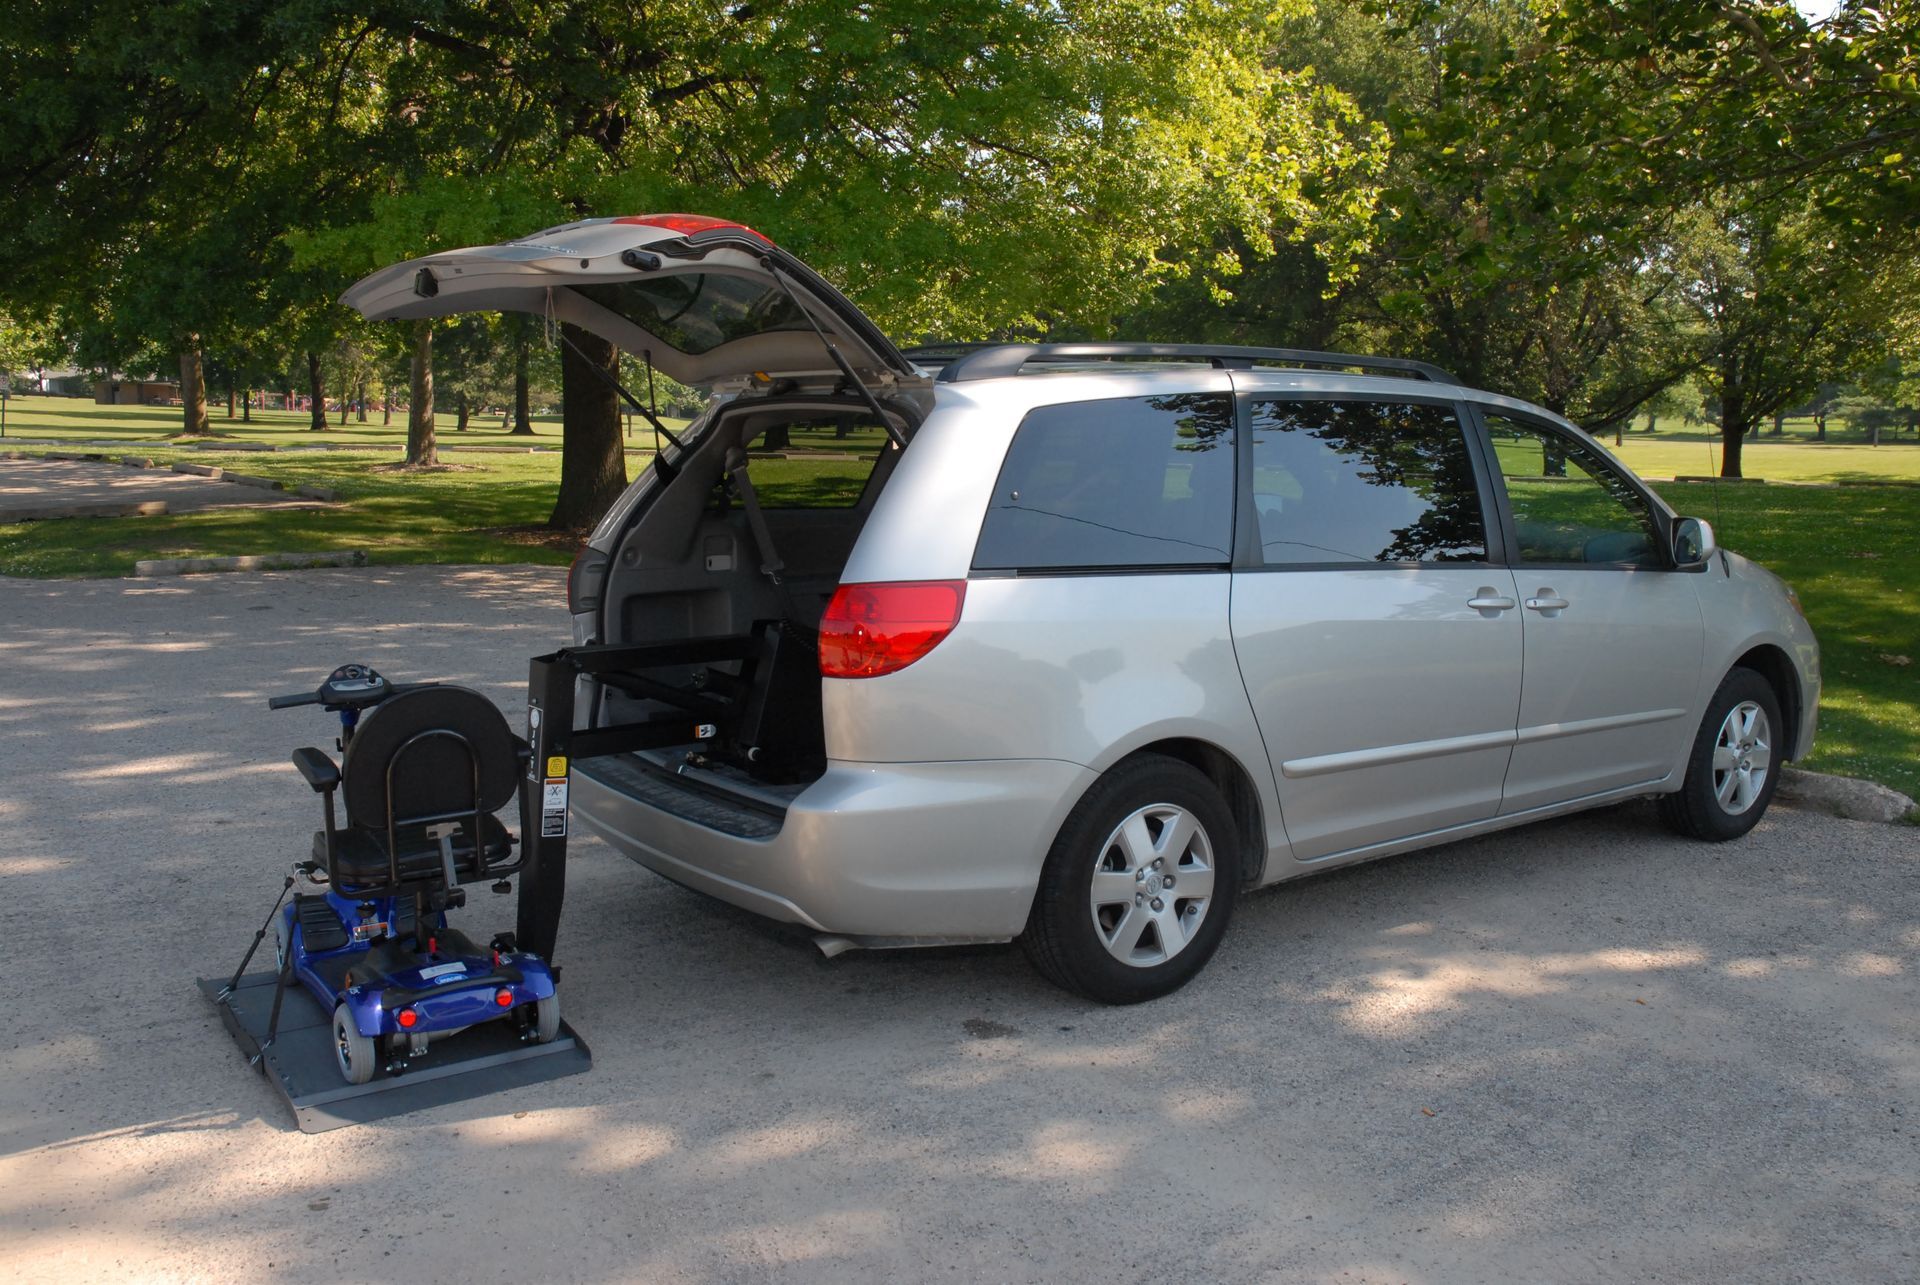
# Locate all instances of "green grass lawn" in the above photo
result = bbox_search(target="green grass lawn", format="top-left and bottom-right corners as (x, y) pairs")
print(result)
(1, 401), (1912, 795)
(1609, 435), (1920, 484)
(1648, 480), (1918, 798)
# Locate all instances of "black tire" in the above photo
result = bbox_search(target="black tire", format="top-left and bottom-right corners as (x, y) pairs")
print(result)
(332, 1003), (377, 1085)
(1021, 756), (1240, 1004)
(1659, 667), (1784, 841)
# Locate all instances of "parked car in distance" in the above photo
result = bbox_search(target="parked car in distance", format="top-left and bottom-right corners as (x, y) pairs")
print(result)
(345, 215), (1820, 1003)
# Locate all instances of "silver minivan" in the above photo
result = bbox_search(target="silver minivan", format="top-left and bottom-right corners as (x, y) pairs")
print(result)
(347, 215), (1821, 1003)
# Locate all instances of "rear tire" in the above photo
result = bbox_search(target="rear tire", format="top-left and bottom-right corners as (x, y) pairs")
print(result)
(1659, 668), (1783, 841)
(534, 993), (561, 1044)
(1021, 756), (1239, 1004)
(332, 1003), (377, 1085)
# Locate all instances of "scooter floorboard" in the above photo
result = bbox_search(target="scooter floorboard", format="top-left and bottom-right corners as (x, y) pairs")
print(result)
(198, 972), (591, 1134)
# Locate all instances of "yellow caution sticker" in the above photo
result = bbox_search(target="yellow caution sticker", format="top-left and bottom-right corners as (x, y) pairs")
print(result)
(546, 755), (568, 778)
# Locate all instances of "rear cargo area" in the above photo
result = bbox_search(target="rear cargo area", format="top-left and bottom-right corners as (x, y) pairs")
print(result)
(581, 396), (914, 814)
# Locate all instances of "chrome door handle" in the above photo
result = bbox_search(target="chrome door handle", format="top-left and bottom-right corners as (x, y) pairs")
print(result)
(1467, 589), (1516, 612)
(1525, 591), (1570, 615)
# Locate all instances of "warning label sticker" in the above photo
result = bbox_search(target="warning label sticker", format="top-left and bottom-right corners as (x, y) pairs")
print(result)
(546, 755), (568, 778)
(541, 777), (569, 837)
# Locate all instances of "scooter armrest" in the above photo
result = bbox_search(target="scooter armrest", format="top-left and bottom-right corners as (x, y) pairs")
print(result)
(291, 746), (340, 793)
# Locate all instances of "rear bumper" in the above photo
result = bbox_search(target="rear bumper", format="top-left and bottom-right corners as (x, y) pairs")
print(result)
(571, 756), (1095, 939)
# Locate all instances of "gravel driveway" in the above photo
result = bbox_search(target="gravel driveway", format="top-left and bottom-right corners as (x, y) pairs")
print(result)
(0, 567), (1913, 1283)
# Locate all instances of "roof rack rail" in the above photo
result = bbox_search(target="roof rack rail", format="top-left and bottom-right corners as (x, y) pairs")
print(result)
(931, 343), (1457, 385)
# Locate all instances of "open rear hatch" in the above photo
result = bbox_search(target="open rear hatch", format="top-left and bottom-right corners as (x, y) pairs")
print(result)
(340, 214), (916, 389)
(344, 217), (922, 802)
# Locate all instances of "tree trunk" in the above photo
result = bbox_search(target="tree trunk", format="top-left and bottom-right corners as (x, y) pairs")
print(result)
(456, 390), (469, 432)
(1814, 412), (1827, 441)
(179, 344), (210, 436)
(510, 335), (533, 435)
(226, 383), (236, 419)
(382, 381), (392, 425)
(407, 319), (438, 466)
(1719, 391), (1748, 478)
(242, 389), (252, 423)
(356, 380), (368, 422)
(338, 394), (348, 426)
(306, 351), (326, 431)
(761, 423), (792, 451)
(1646, 412), (1658, 435)
(1770, 411), (1784, 436)
(548, 323), (627, 530)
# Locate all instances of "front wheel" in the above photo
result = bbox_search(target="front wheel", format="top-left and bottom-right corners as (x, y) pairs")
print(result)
(1021, 756), (1239, 1004)
(1659, 668), (1784, 841)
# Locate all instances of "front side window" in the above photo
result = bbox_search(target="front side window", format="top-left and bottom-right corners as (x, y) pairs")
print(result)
(973, 393), (1235, 571)
(1251, 399), (1487, 565)
(1483, 414), (1664, 567)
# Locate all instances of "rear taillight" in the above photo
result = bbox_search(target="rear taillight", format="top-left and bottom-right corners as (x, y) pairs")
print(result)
(568, 545), (608, 616)
(819, 581), (967, 679)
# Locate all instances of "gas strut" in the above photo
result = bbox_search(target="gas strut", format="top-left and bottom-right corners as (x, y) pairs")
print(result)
(757, 256), (911, 451)
(552, 326), (685, 479)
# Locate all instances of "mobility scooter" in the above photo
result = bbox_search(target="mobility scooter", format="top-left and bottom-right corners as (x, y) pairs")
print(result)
(225, 663), (560, 1085)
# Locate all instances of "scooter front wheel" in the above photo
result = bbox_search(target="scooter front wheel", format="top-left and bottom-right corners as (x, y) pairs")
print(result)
(535, 993), (561, 1044)
(332, 1003), (376, 1084)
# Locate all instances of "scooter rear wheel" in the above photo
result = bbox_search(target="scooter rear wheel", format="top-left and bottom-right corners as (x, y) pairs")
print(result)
(332, 1003), (376, 1084)
(535, 993), (561, 1044)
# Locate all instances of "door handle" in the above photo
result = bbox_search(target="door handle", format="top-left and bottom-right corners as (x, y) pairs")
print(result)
(1525, 590), (1569, 616)
(1467, 589), (1516, 612)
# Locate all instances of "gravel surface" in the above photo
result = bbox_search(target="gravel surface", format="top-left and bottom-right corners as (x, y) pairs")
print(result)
(0, 456), (319, 517)
(0, 566), (1914, 1283)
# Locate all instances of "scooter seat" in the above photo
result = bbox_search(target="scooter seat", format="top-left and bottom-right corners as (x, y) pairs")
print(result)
(315, 814), (513, 888)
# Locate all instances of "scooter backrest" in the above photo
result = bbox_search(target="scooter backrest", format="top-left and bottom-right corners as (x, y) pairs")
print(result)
(339, 685), (519, 828)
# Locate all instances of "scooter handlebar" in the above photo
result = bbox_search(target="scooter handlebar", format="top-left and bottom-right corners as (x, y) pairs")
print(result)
(267, 691), (321, 710)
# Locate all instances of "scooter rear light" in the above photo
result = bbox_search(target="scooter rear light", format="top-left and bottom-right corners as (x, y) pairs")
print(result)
(396, 1007), (419, 1029)
(819, 581), (967, 679)
(494, 988), (515, 1008)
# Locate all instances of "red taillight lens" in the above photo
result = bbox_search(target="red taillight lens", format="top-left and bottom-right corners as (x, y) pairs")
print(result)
(494, 988), (515, 1008)
(611, 213), (772, 244)
(818, 581), (966, 679)
(396, 1008), (418, 1029)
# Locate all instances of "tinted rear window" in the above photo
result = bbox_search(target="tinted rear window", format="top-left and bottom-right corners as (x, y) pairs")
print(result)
(973, 394), (1236, 571)
(575, 275), (808, 355)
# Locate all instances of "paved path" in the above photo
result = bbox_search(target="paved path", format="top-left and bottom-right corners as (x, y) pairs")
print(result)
(0, 456), (320, 520)
(0, 568), (1913, 1283)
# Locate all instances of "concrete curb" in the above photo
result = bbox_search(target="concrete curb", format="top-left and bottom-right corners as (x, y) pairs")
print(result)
(1, 499), (169, 521)
(1777, 766), (1917, 823)
(134, 550), (369, 577)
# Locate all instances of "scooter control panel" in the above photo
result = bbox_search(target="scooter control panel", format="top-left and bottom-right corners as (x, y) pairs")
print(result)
(317, 663), (394, 709)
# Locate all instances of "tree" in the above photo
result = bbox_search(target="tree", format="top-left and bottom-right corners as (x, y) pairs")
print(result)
(407, 320), (437, 467)
(551, 325), (625, 530)
(1677, 199), (1894, 476)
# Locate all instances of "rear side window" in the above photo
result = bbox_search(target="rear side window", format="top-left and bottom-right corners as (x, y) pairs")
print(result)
(1251, 399), (1487, 565)
(973, 394), (1236, 571)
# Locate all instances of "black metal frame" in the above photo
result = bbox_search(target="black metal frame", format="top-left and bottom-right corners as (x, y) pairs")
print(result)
(517, 629), (797, 959)
(926, 342), (1457, 385)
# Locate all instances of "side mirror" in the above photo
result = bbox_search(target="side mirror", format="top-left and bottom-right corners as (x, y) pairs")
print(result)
(1673, 516), (1717, 567)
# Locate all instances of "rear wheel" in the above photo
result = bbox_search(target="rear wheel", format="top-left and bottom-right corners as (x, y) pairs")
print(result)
(534, 993), (561, 1044)
(1022, 756), (1239, 1004)
(1659, 668), (1783, 841)
(332, 1003), (377, 1085)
